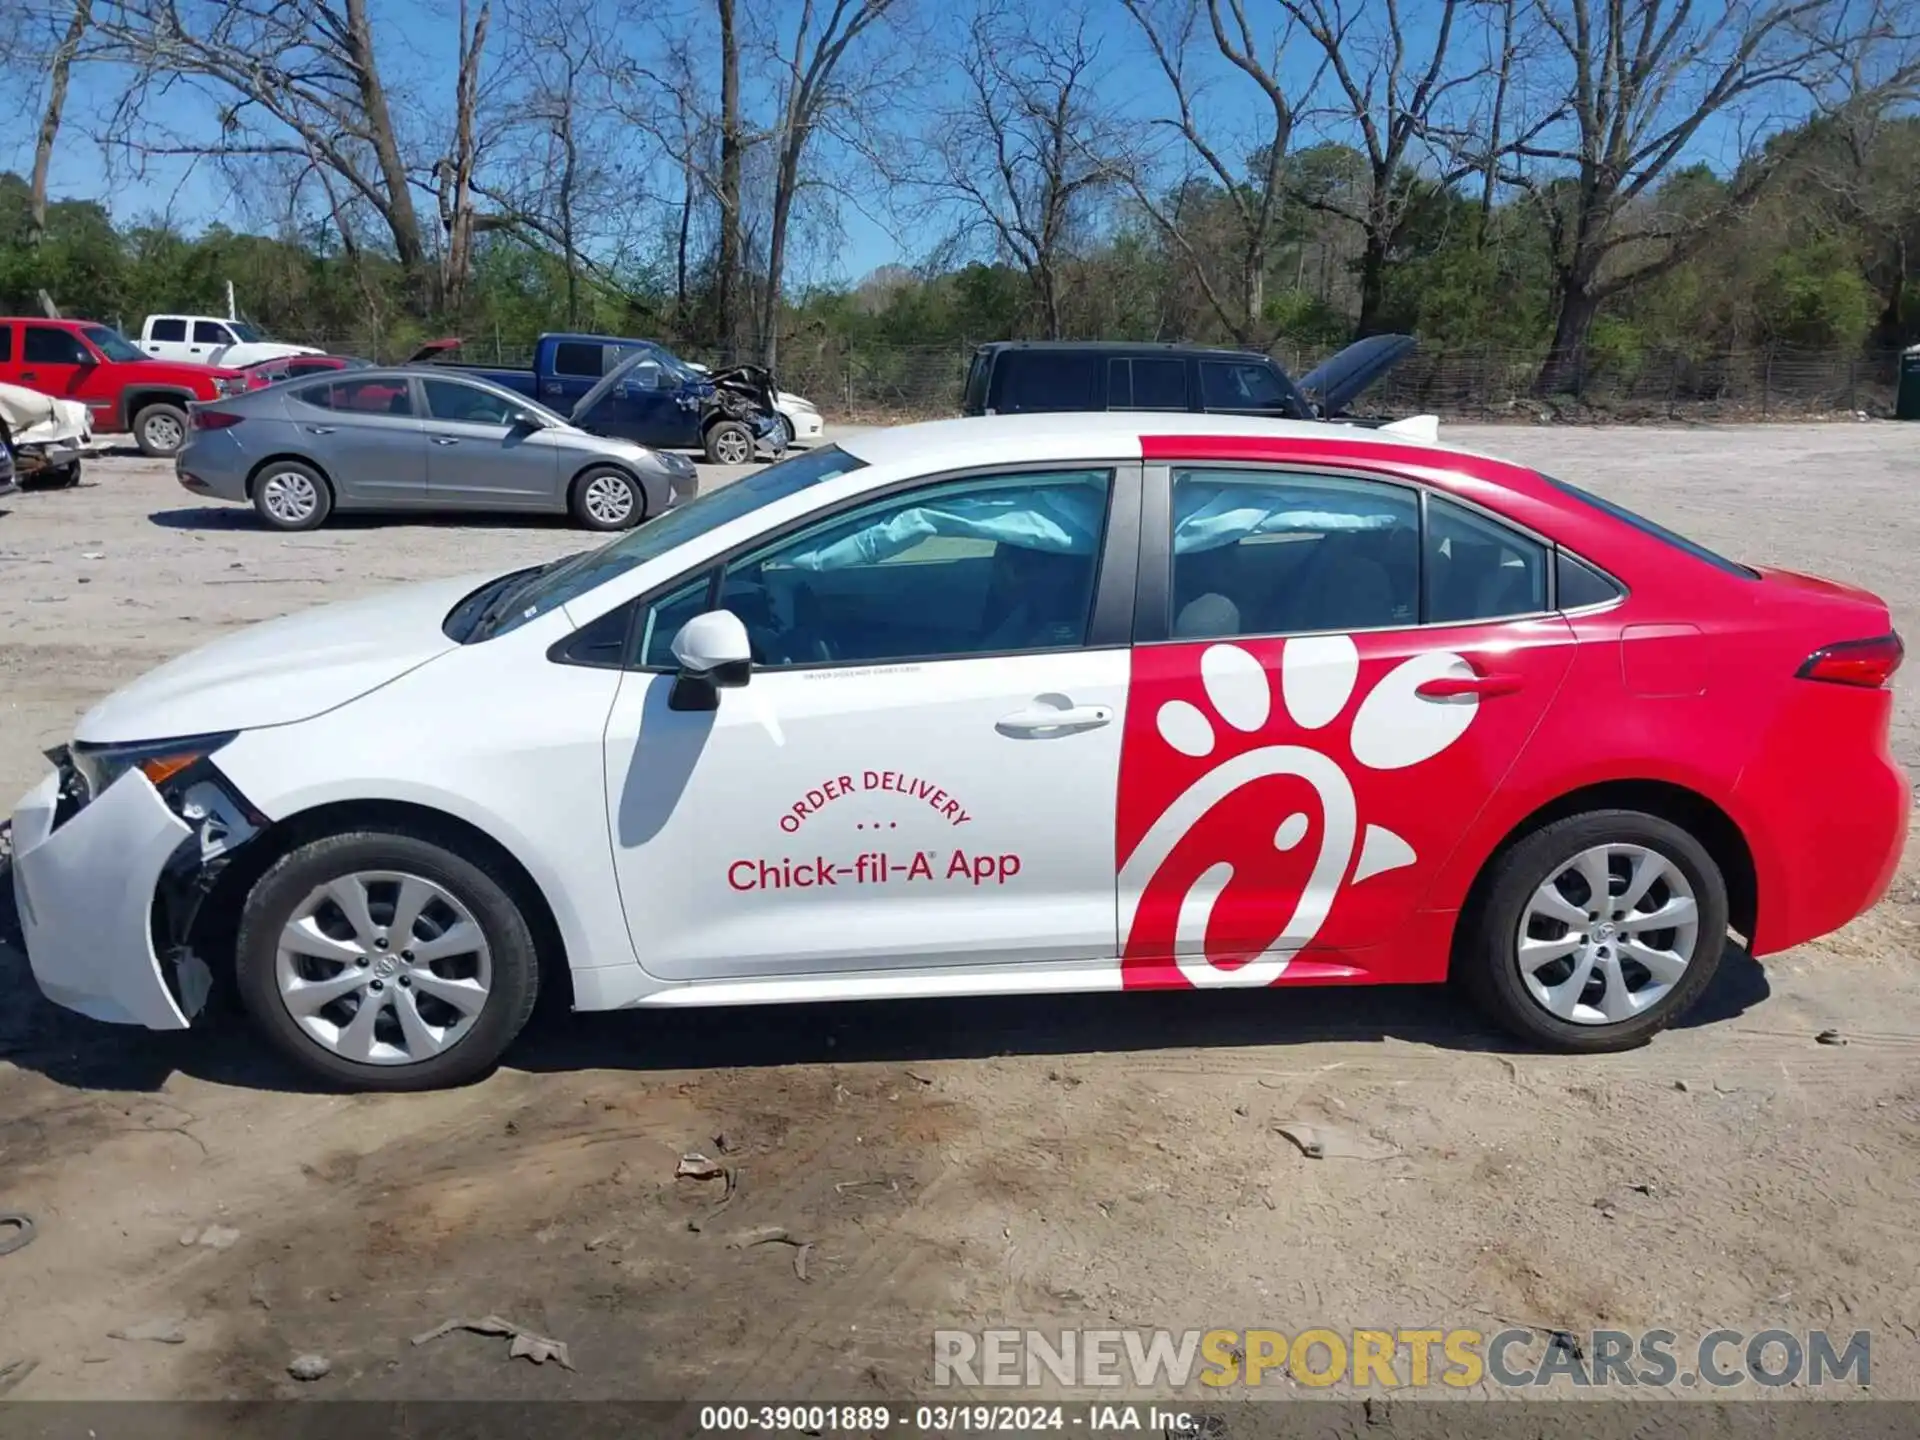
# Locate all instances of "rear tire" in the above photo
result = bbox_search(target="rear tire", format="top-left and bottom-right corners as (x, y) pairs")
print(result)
(1460, 809), (1727, 1052)
(235, 827), (541, 1092)
(252, 461), (333, 531)
(568, 465), (645, 531)
(703, 419), (754, 466)
(133, 403), (190, 458)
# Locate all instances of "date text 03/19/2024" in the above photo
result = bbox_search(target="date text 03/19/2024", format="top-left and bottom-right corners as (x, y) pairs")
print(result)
(694, 1403), (1196, 1432)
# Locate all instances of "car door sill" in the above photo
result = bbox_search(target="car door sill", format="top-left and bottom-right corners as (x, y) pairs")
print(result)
(603, 960), (1131, 1009)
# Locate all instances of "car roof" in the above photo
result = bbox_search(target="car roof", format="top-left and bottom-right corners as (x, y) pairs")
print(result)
(973, 340), (1266, 361)
(837, 411), (1480, 471)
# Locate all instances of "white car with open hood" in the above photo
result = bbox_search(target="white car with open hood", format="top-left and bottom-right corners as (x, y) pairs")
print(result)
(5, 408), (1667, 1096)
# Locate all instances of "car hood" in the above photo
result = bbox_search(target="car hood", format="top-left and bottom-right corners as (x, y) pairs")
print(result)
(75, 573), (490, 744)
(1297, 334), (1416, 416)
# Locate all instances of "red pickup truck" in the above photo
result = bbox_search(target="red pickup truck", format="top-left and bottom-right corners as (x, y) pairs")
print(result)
(0, 317), (254, 457)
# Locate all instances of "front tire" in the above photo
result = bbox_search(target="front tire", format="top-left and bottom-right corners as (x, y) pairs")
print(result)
(703, 419), (754, 466)
(1460, 809), (1727, 1052)
(235, 828), (541, 1091)
(252, 461), (333, 531)
(568, 465), (645, 530)
(133, 403), (190, 458)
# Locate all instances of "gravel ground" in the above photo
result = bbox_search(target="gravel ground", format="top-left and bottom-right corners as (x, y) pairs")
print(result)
(0, 422), (1916, 1404)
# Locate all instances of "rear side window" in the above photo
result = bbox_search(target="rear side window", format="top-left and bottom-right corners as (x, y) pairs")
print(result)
(1544, 474), (1755, 579)
(552, 341), (604, 377)
(991, 352), (1098, 413)
(1425, 496), (1548, 622)
(1108, 357), (1188, 411)
(1199, 359), (1290, 412)
(0, 328), (10, 363)
(150, 318), (187, 343)
(296, 377), (413, 415)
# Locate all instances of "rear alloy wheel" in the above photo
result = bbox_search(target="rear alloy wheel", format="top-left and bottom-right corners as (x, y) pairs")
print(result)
(134, 403), (190, 458)
(569, 465), (644, 531)
(252, 462), (333, 531)
(236, 828), (540, 1091)
(703, 419), (754, 466)
(1461, 810), (1727, 1052)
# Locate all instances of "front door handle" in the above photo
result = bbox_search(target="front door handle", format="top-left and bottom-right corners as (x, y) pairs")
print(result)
(1416, 672), (1524, 701)
(431, 436), (460, 445)
(302, 425), (336, 435)
(997, 702), (1114, 737)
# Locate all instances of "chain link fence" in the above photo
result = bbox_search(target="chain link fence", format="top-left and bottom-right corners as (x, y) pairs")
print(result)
(287, 331), (1907, 423)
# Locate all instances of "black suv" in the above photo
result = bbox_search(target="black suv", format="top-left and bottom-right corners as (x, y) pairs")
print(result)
(960, 336), (1414, 422)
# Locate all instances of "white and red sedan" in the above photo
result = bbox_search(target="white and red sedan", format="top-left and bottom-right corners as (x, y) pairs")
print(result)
(9, 414), (1907, 1089)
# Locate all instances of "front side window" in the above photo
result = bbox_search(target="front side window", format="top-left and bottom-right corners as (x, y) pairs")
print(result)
(423, 377), (515, 425)
(1199, 360), (1289, 412)
(1425, 496), (1548, 622)
(711, 470), (1113, 668)
(481, 445), (868, 639)
(1168, 468), (1419, 638)
(80, 326), (143, 362)
(194, 320), (233, 345)
(150, 318), (187, 343)
(24, 327), (90, 365)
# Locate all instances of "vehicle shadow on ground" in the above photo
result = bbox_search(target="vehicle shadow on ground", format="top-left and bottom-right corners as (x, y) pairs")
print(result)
(148, 506), (580, 533)
(0, 873), (1773, 1094)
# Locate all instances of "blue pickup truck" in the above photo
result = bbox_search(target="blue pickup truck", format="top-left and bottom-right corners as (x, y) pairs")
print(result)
(409, 333), (780, 465)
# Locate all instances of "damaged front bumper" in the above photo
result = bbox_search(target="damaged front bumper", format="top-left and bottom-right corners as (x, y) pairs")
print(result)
(10, 751), (259, 1030)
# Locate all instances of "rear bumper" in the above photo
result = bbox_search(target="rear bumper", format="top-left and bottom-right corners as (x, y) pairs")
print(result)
(1736, 690), (1910, 955)
(10, 769), (194, 1029)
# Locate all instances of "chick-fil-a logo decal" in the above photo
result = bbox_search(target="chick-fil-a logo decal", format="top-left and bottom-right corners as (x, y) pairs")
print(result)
(1117, 634), (1482, 988)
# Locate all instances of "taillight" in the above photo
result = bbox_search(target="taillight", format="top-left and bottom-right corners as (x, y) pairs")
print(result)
(1796, 633), (1904, 688)
(192, 410), (245, 431)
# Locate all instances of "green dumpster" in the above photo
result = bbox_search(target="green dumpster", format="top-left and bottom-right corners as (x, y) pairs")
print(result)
(1899, 344), (1920, 421)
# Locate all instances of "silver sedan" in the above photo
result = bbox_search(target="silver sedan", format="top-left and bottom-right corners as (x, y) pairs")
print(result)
(173, 368), (697, 532)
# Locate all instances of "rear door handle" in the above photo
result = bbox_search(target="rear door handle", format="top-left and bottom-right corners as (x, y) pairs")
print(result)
(302, 425), (336, 435)
(1416, 672), (1524, 701)
(431, 436), (459, 445)
(997, 703), (1114, 736)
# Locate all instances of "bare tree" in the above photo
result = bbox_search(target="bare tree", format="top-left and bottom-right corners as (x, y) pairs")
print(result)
(1277, 0), (1488, 335)
(434, 0), (493, 319)
(754, 0), (905, 370)
(1119, 0), (1312, 347)
(1508, 0), (1913, 393)
(716, 0), (746, 355)
(924, 1), (1131, 337)
(25, 0), (97, 245)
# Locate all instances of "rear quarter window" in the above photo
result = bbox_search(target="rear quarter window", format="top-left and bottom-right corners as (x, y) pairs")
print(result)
(1544, 474), (1755, 579)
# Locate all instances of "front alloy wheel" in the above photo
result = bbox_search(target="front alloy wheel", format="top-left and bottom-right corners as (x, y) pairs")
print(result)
(237, 828), (540, 1090)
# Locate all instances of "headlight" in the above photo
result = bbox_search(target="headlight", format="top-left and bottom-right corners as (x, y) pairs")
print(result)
(70, 732), (238, 802)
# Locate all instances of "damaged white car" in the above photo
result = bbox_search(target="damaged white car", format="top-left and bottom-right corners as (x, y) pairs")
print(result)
(0, 380), (92, 489)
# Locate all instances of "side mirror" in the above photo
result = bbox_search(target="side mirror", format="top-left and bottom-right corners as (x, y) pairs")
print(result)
(509, 409), (545, 430)
(668, 610), (752, 711)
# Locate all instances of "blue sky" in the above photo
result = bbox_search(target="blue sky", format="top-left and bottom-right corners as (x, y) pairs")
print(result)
(5, 0), (1778, 285)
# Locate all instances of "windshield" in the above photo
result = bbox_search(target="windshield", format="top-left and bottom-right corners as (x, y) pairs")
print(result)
(230, 321), (264, 342)
(639, 343), (700, 383)
(82, 325), (144, 362)
(469, 446), (867, 639)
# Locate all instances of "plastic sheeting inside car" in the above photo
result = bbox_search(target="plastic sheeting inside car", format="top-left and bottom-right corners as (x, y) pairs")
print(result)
(775, 470), (1402, 572)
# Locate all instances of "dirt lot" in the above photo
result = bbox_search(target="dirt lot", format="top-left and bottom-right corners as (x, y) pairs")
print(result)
(1, 424), (1917, 1403)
